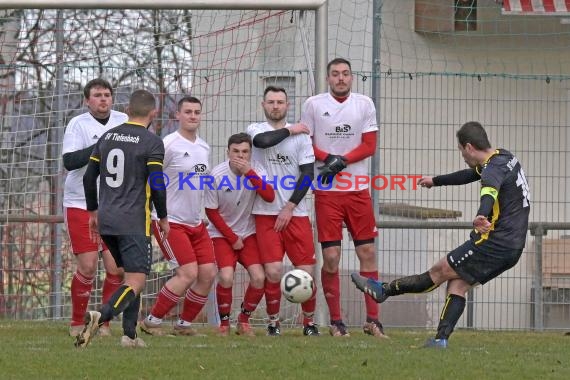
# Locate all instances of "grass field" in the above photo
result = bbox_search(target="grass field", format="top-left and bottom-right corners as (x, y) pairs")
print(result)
(0, 321), (569, 379)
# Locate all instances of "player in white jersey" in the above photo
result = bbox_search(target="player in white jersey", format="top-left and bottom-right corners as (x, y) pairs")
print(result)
(140, 96), (217, 337)
(247, 86), (320, 336)
(62, 78), (127, 337)
(204, 133), (275, 337)
(301, 58), (386, 339)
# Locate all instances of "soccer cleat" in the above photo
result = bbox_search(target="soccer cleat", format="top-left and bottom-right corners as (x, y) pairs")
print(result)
(98, 325), (112, 337)
(350, 273), (389, 303)
(302, 323), (320, 336)
(217, 325), (230, 337)
(329, 320), (350, 337)
(363, 320), (389, 339)
(74, 311), (101, 348)
(423, 338), (448, 349)
(69, 324), (84, 337)
(172, 324), (199, 336)
(266, 322), (281, 336)
(140, 318), (165, 336)
(236, 322), (255, 337)
(120, 335), (147, 348)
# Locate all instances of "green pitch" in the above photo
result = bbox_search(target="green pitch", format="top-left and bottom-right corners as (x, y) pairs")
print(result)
(1, 321), (569, 379)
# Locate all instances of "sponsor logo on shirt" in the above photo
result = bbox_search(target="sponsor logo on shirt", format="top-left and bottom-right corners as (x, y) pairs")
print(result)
(324, 124), (355, 139)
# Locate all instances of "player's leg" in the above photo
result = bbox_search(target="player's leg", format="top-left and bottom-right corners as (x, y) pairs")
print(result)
(99, 248), (124, 335)
(213, 237), (238, 336)
(141, 222), (197, 335)
(236, 235), (265, 336)
(64, 207), (98, 336)
(284, 216), (319, 336)
(177, 223), (216, 336)
(314, 192), (348, 337)
(255, 215), (286, 336)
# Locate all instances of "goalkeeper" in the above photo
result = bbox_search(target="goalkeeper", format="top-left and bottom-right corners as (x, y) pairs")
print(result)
(300, 58), (385, 339)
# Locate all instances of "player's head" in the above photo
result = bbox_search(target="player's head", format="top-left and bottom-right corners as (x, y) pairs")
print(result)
(127, 89), (157, 119)
(227, 132), (252, 162)
(456, 121), (493, 168)
(176, 96), (202, 134)
(262, 86), (288, 124)
(84, 78), (114, 118)
(327, 58), (353, 98)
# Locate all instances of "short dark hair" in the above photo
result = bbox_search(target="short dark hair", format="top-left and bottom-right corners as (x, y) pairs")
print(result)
(327, 58), (352, 75)
(177, 96), (202, 111)
(227, 132), (252, 149)
(84, 78), (113, 98)
(263, 86), (287, 100)
(128, 89), (156, 118)
(456, 121), (492, 150)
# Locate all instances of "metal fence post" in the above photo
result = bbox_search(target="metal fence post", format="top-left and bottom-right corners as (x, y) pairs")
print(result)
(531, 224), (545, 331)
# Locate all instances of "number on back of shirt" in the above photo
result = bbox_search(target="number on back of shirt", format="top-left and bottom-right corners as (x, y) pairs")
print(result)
(516, 168), (530, 208)
(106, 148), (125, 188)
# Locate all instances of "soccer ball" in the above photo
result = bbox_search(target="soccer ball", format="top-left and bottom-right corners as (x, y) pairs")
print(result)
(280, 269), (314, 303)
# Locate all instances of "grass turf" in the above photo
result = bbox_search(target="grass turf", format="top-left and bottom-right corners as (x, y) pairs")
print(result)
(0, 321), (569, 379)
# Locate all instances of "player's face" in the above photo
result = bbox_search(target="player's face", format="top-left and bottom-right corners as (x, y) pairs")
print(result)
(227, 142), (252, 162)
(176, 102), (202, 133)
(327, 63), (353, 98)
(458, 142), (477, 168)
(262, 91), (288, 123)
(85, 86), (112, 118)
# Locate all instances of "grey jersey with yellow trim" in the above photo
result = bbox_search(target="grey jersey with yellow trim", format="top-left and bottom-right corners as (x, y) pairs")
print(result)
(471, 149), (530, 251)
(90, 122), (164, 236)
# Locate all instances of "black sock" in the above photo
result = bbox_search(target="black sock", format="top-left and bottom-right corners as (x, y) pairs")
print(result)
(100, 285), (136, 323)
(435, 294), (466, 340)
(122, 294), (140, 340)
(385, 271), (436, 296)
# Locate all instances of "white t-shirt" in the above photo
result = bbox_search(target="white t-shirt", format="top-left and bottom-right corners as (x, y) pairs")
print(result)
(247, 122), (315, 216)
(151, 131), (210, 226)
(204, 160), (267, 239)
(301, 92), (378, 191)
(62, 110), (128, 208)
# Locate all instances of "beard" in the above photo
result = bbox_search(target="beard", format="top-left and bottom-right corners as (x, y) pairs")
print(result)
(264, 109), (286, 123)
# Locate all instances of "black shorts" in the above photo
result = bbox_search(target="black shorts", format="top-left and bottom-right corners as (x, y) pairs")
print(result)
(101, 235), (152, 275)
(447, 240), (522, 286)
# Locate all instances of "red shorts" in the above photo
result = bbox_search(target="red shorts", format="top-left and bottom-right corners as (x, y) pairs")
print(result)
(254, 215), (315, 266)
(64, 207), (107, 254)
(152, 221), (215, 267)
(314, 189), (378, 243)
(212, 235), (261, 269)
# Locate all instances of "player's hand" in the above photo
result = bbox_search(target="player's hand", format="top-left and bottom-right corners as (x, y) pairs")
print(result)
(274, 203), (294, 232)
(88, 210), (101, 244)
(287, 123), (310, 135)
(229, 157), (251, 175)
(418, 176), (434, 189)
(473, 215), (491, 234)
(158, 218), (170, 241)
(232, 237), (244, 250)
(318, 155), (347, 185)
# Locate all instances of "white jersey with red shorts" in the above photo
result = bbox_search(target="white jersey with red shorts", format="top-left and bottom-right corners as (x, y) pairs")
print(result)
(247, 122), (314, 217)
(151, 131), (214, 268)
(62, 110), (128, 253)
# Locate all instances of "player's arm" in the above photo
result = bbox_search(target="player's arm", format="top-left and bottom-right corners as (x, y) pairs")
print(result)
(204, 208), (240, 244)
(245, 168), (275, 202)
(63, 144), (96, 171)
(432, 169), (480, 186)
(342, 131), (377, 164)
(289, 163), (314, 206)
(147, 163), (167, 219)
(252, 124), (310, 149)
(82, 155), (101, 211)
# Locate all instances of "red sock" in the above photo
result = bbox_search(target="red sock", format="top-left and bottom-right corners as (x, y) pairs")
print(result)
(239, 285), (264, 323)
(151, 285), (180, 319)
(70, 271), (94, 325)
(101, 273), (122, 326)
(180, 288), (208, 323)
(321, 269), (342, 321)
(264, 280), (281, 318)
(216, 284), (232, 327)
(301, 285), (317, 325)
(360, 271), (379, 320)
